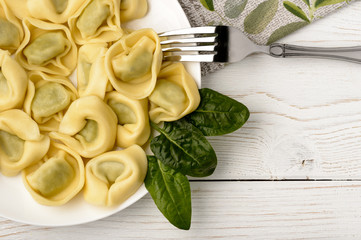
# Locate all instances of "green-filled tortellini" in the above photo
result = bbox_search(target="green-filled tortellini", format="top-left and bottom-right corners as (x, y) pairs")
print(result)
(84, 145), (147, 206)
(26, 0), (86, 23)
(49, 95), (117, 158)
(3, 0), (31, 20)
(0, 109), (50, 176)
(77, 43), (112, 99)
(15, 18), (77, 76)
(105, 28), (162, 99)
(0, 50), (28, 112)
(149, 63), (200, 123)
(68, 0), (123, 45)
(0, 0), (24, 53)
(105, 91), (150, 148)
(119, 0), (147, 22)
(23, 71), (78, 132)
(22, 142), (85, 206)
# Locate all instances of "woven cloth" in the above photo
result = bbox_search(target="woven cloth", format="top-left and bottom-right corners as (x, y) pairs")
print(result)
(178, 0), (353, 75)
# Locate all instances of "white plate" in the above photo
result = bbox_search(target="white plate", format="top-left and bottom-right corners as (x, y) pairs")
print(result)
(0, 0), (201, 226)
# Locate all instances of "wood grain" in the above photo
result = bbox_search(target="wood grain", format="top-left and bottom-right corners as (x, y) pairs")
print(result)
(2, 1), (361, 239)
(202, 1), (361, 180)
(2, 181), (361, 240)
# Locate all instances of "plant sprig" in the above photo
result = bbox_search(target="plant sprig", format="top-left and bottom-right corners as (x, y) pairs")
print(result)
(283, 0), (349, 23)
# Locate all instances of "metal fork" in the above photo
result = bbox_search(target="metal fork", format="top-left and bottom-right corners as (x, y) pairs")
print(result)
(159, 25), (361, 63)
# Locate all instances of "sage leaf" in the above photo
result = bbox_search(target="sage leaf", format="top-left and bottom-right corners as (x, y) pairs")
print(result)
(200, 0), (214, 11)
(283, 1), (310, 22)
(150, 119), (217, 177)
(267, 21), (309, 44)
(186, 88), (250, 136)
(315, 0), (346, 8)
(145, 156), (191, 230)
(224, 0), (248, 19)
(244, 0), (278, 34)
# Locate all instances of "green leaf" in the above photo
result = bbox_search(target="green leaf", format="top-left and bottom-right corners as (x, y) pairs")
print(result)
(302, 0), (310, 6)
(244, 0), (278, 34)
(315, 0), (346, 8)
(200, 0), (214, 11)
(267, 21), (309, 45)
(185, 88), (250, 136)
(150, 119), (217, 177)
(145, 156), (192, 230)
(283, 1), (310, 22)
(224, 0), (248, 19)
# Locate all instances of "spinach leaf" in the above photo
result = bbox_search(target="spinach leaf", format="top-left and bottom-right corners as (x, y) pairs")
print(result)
(186, 88), (250, 136)
(150, 119), (217, 177)
(145, 156), (191, 230)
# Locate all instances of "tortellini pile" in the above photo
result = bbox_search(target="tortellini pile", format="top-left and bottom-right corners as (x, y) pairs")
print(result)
(0, 0), (200, 208)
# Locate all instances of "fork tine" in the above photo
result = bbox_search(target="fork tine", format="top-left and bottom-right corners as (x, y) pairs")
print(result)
(160, 36), (217, 45)
(163, 54), (215, 62)
(162, 45), (216, 52)
(158, 26), (217, 37)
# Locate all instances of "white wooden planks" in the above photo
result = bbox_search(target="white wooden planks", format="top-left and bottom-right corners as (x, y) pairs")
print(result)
(2, 182), (361, 240)
(2, 2), (361, 240)
(201, 1), (361, 180)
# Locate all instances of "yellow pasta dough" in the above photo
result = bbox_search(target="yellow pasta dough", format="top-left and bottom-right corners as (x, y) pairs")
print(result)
(83, 145), (147, 206)
(2, 0), (30, 20)
(0, 0), (24, 53)
(49, 95), (117, 158)
(23, 71), (78, 132)
(0, 50), (28, 112)
(119, 0), (148, 22)
(0, 0), (203, 211)
(22, 142), (85, 206)
(15, 18), (77, 76)
(68, 0), (122, 45)
(105, 91), (150, 148)
(149, 63), (200, 123)
(77, 43), (112, 99)
(26, 0), (86, 23)
(0, 109), (50, 176)
(105, 28), (162, 99)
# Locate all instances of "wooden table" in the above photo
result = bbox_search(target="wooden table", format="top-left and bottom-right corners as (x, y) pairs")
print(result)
(2, 2), (361, 239)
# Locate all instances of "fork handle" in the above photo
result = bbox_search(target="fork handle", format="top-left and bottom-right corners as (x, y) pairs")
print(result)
(269, 43), (361, 64)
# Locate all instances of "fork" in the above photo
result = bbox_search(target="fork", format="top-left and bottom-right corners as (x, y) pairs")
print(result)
(159, 25), (361, 63)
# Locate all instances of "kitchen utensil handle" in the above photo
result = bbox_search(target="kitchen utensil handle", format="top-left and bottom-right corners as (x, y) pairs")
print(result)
(269, 43), (361, 63)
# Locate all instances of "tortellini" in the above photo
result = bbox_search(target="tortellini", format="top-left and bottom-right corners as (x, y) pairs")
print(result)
(22, 142), (85, 206)
(84, 145), (147, 206)
(119, 0), (148, 23)
(26, 0), (86, 23)
(16, 18), (77, 76)
(0, 50), (28, 112)
(149, 63), (200, 123)
(105, 28), (162, 99)
(77, 43), (112, 99)
(2, 0), (31, 20)
(0, 0), (24, 53)
(0, 109), (50, 176)
(23, 71), (78, 132)
(105, 91), (150, 148)
(68, 0), (123, 44)
(49, 96), (117, 158)
(0, 0), (203, 210)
